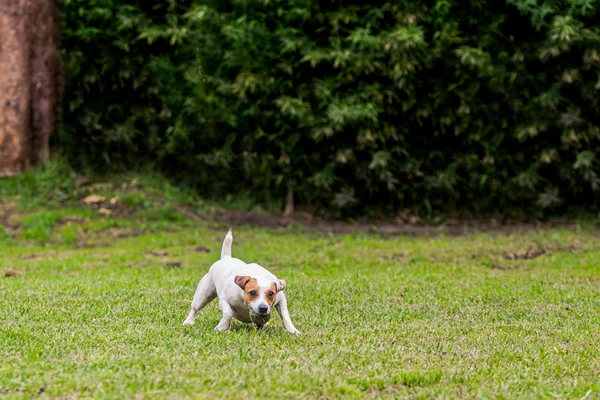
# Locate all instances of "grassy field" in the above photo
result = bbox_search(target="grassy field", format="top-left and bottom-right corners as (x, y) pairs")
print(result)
(1, 216), (599, 398)
(1, 166), (600, 398)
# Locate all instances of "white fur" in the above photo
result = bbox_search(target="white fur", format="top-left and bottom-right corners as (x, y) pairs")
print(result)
(183, 230), (300, 334)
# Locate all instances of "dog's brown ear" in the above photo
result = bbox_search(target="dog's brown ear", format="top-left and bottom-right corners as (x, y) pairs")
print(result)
(275, 279), (286, 292)
(235, 275), (251, 290)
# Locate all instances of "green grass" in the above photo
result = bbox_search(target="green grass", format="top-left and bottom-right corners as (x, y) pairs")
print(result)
(1, 161), (599, 398)
(1, 222), (600, 398)
(0, 157), (274, 217)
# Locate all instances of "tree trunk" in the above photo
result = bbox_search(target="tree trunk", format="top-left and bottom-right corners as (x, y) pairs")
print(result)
(283, 183), (294, 218)
(0, 0), (62, 177)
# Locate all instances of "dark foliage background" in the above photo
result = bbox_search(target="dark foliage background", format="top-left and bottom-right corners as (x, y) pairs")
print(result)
(56, 0), (600, 218)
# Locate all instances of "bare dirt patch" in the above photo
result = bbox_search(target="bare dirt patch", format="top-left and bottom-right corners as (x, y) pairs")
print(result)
(496, 239), (590, 262)
(4, 269), (22, 277)
(147, 249), (169, 256)
(491, 264), (522, 271)
(193, 245), (211, 253)
(502, 247), (546, 260)
(58, 216), (87, 225)
(189, 207), (590, 238)
(109, 229), (146, 239)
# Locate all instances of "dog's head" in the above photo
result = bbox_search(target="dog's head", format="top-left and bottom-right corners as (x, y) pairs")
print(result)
(234, 275), (286, 322)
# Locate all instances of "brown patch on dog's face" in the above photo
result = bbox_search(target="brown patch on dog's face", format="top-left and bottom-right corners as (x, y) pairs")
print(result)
(240, 277), (260, 305)
(264, 283), (277, 307)
(234, 275), (251, 290)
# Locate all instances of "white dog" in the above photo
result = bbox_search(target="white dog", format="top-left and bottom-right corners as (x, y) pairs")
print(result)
(183, 230), (300, 334)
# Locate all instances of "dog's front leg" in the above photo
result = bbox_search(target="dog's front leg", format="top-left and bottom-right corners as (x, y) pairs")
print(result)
(215, 298), (234, 332)
(275, 292), (300, 335)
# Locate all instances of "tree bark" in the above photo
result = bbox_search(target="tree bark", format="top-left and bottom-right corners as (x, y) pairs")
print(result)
(0, 0), (62, 176)
(283, 183), (294, 218)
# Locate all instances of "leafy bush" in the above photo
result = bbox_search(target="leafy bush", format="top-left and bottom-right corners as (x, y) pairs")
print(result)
(57, 0), (600, 218)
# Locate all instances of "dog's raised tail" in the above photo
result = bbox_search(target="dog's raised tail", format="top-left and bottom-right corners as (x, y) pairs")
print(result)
(221, 229), (233, 259)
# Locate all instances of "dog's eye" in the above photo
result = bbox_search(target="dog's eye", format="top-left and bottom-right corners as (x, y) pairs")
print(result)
(267, 291), (275, 298)
(249, 290), (257, 296)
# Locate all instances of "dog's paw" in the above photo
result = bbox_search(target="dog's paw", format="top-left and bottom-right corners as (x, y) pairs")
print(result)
(182, 318), (195, 326)
(287, 328), (301, 336)
(254, 322), (270, 330)
(214, 324), (230, 332)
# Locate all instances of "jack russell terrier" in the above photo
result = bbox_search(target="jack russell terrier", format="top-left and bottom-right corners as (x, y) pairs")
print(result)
(183, 230), (300, 334)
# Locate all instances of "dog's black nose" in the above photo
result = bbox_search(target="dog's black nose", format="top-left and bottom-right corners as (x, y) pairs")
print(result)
(258, 304), (268, 314)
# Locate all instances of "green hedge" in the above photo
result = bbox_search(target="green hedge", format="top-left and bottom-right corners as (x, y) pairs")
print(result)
(56, 0), (600, 218)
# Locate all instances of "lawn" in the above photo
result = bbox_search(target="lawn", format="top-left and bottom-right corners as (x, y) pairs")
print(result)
(1, 205), (599, 399)
(0, 166), (599, 398)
